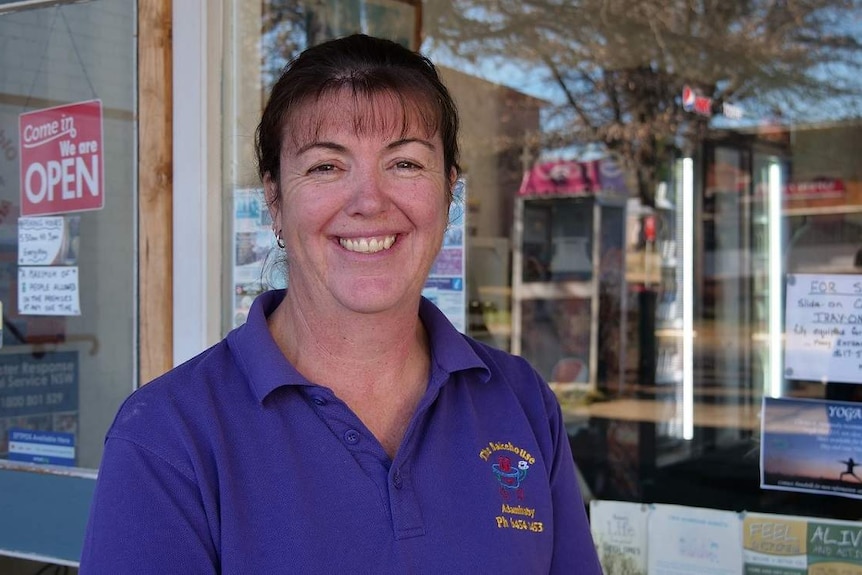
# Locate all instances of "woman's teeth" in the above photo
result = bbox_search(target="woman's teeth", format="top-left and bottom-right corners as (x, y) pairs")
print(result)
(339, 235), (396, 254)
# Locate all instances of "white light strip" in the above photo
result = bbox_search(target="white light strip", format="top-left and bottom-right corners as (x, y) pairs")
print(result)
(682, 158), (695, 440)
(768, 162), (784, 398)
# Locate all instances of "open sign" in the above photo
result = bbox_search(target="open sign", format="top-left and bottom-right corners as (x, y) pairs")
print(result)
(19, 100), (104, 216)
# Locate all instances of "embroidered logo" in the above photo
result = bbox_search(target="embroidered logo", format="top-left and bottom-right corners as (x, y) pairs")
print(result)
(492, 456), (530, 500)
(479, 440), (544, 533)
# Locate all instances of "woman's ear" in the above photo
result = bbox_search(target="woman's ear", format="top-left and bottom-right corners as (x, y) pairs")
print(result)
(449, 168), (458, 190)
(263, 172), (281, 225)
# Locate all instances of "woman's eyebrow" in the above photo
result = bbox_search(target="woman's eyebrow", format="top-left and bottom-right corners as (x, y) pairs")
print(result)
(293, 138), (436, 156)
(387, 138), (436, 152)
(295, 141), (347, 155)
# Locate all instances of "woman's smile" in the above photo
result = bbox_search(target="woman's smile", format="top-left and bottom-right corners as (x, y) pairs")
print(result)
(338, 234), (397, 254)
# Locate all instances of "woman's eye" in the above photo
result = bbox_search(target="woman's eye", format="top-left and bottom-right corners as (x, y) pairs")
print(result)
(309, 163), (336, 174)
(395, 160), (421, 170)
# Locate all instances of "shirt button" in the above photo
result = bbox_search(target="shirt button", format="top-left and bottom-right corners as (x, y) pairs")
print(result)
(393, 470), (403, 489)
(311, 395), (327, 406)
(343, 429), (360, 445)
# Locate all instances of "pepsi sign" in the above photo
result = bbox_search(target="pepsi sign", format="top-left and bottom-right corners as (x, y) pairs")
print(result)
(682, 85), (714, 117)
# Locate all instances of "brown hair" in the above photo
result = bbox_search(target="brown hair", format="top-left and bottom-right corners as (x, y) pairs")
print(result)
(255, 34), (460, 203)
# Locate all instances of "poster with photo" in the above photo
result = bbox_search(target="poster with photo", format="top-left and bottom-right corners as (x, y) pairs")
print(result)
(761, 396), (862, 500)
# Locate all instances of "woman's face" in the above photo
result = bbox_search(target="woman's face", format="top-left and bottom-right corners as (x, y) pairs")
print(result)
(266, 89), (454, 316)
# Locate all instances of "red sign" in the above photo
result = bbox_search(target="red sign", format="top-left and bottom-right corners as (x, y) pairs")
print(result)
(518, 159), (601, 196)
(785, 179), (845, 198)
(19, 100), (104, 216)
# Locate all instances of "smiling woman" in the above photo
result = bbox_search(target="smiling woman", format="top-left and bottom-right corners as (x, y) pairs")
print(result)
(265, 87), (452, 321)
(79, 34), (601, 574)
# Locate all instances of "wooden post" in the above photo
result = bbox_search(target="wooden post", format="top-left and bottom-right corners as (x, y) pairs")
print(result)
(138, 0), (173, 384)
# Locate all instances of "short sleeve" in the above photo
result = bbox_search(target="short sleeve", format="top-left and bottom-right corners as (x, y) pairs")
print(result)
(79, 436), (217, 574)
(546, 398), (604, 574)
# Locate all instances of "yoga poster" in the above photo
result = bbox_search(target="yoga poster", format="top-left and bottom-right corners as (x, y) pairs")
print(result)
(761, 396), (862, 499)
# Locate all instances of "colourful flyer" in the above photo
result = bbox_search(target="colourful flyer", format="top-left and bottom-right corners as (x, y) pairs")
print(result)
(743, 512), (808, 575)
(807, 519), (862, 573)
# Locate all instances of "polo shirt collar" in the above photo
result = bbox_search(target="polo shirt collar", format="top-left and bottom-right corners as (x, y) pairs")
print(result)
(228, 290), (489, 404)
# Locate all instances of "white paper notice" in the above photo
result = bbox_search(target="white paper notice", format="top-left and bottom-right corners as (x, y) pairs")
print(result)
(18, 266), (80, 316)
(18, 217), (66, 265)
(784, 273), (862, 384)
(590, 500), (648, 575)
(647, 504), (742, 575)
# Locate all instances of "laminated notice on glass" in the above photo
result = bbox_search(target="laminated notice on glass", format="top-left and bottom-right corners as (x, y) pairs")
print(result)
(8, 428), (75, 466)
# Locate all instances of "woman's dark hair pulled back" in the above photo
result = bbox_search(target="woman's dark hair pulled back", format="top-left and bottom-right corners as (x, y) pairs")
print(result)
(255, 34), (460, 191)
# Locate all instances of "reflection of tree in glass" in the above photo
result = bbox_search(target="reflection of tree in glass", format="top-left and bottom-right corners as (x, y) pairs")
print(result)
(261, 1), (332, 91)
(424, 1), (862, 206)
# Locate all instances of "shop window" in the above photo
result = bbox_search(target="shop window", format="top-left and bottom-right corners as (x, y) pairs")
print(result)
(223, 0), (862, 535)
(0, 1), (137, 472)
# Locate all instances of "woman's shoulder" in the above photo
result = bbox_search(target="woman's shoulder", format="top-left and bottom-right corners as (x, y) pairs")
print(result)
(106, 339), (244, 453)
(129, 339), (239, 403)
(459, 335), (559, 412)
(470, 335), (543, 382)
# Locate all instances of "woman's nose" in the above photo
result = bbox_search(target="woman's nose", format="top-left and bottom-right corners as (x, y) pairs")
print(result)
(346, 166), (389, 215)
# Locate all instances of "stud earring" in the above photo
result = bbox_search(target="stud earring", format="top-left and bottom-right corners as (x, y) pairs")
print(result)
(276, 230), (285, 249)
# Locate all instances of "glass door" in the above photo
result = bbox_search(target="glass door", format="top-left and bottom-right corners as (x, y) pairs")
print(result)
(0, 0), (138, 565)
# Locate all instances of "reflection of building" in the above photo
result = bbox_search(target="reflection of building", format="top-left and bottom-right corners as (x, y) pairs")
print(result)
(438, 68), (545, 350)
(438, 67), (544, 239)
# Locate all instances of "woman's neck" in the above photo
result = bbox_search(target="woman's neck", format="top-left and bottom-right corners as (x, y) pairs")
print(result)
(267, 291), (432, 458)
(267, 290), (430, 392)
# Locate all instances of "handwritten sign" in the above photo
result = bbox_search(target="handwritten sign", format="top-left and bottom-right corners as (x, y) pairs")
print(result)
(18, 216), (66, 265)
(785, 274), (862, 384)
(18, 266), (80, 316)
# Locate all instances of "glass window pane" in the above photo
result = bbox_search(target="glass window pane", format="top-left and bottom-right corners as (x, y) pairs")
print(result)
(225, 0), (862, 520)
(0, 0), (137, 471)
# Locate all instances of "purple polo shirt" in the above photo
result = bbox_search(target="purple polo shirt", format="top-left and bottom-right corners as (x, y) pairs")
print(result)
(81, 290), (601, 574)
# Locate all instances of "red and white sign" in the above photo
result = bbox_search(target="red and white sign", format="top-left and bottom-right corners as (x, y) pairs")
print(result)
(19, 99), (104, 217)
(785, 179), (845, 199)
(682, 85), (713, 117)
